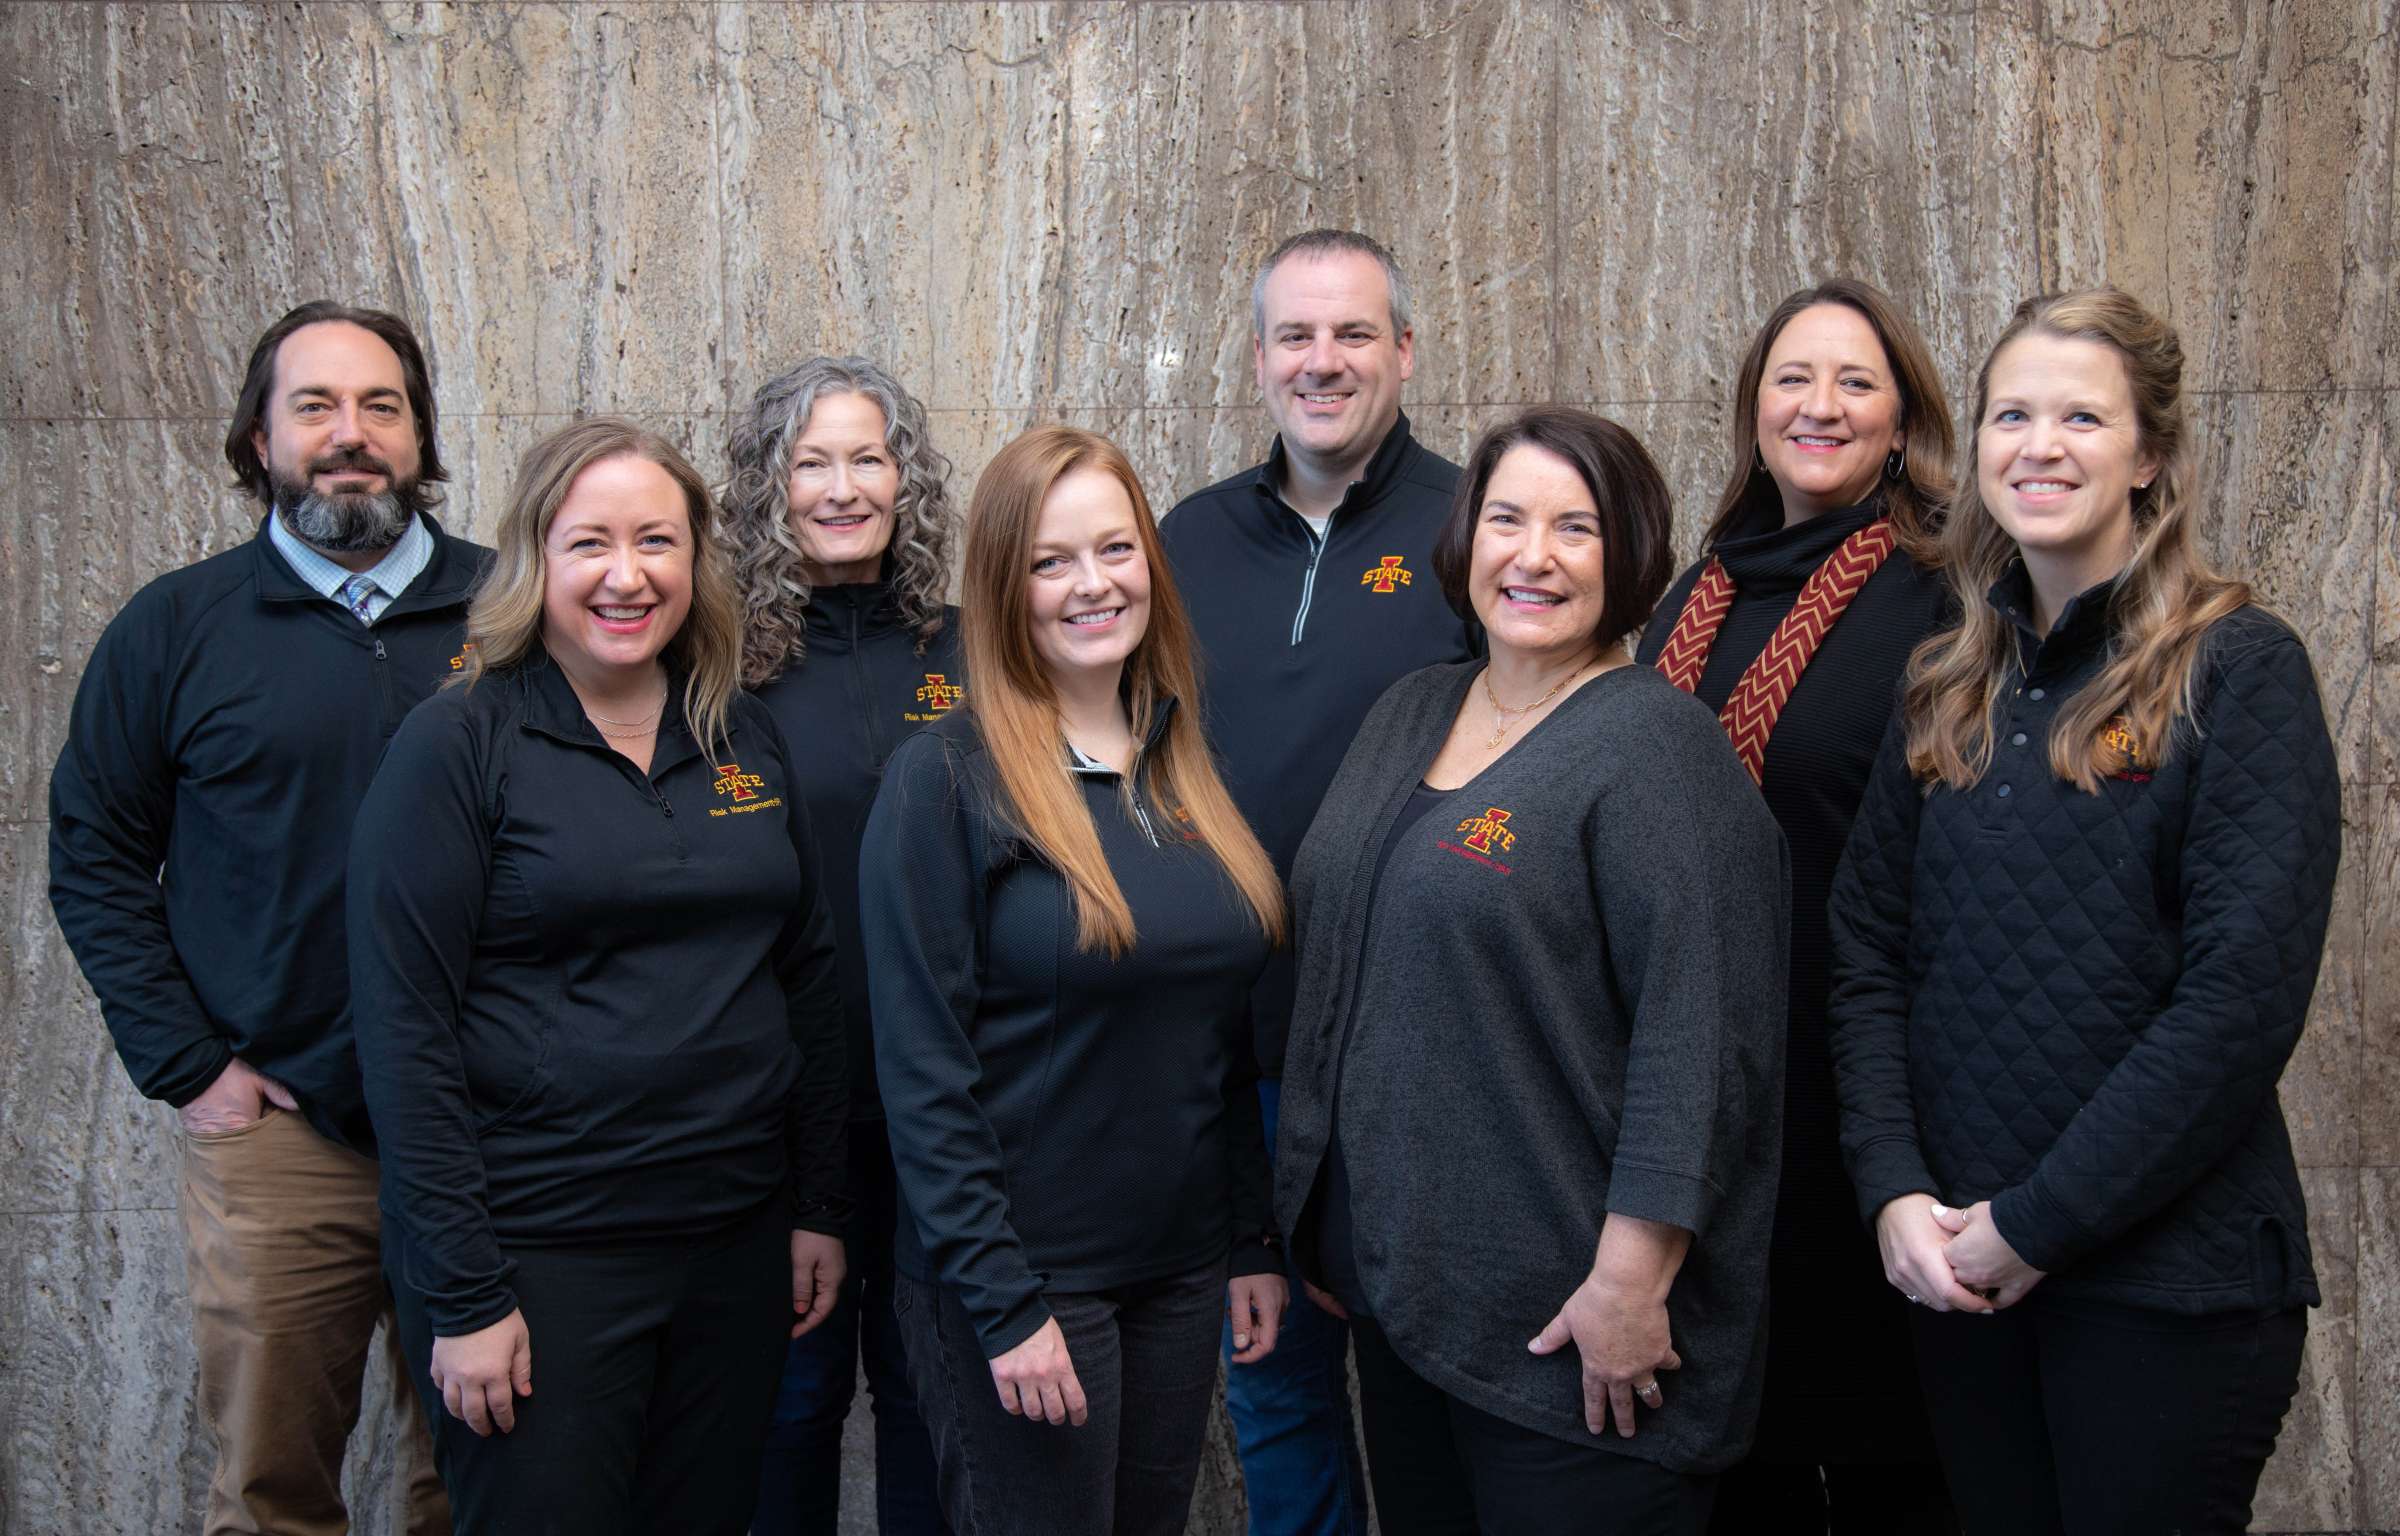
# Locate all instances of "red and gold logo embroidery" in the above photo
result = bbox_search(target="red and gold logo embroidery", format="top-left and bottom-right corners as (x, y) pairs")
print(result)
(714, 763), (766, 802)
(1457, 806), (1515, 855)
(2101, 715), (2155, 781)
(447, 641), (477, 672)
(915, 673), (964, 714)
(1361, 556), (1413, 594)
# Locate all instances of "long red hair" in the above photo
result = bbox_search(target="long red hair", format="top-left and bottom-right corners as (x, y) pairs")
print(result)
(962, 426), (1285, 956)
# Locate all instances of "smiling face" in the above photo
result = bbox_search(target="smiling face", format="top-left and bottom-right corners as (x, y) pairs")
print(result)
(786, 390), (899, 585)
(1976, 332), (2159, 593)
(1468, 444), (1609, 665)
(540, 454), (695, 685)
(1025, 466), (1153, 691)
(1254, 249), (1416, 477)
(252, 321), (425, 552)
(1754, 302), (1905, 522)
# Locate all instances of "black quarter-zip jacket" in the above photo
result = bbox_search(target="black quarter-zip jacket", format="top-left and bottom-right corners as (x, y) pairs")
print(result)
(862, 705), (1277, 1357)
(1160, 414), (1482, 1074)
(1829, 570), (2339, 1314)
(752, 583), (965, 1123)
(48, 514), (488, 1151)
(346, 653), (848, 1336)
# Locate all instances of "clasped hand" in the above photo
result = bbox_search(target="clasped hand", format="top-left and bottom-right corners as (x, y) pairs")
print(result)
(1875, 1193), (2046, 1313)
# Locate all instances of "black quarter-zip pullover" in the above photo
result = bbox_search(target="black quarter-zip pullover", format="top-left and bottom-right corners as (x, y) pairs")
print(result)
(1160, 414), (1481, 1073)
(752, 582), (965, 1122)
(48, 514), (488, 1151)
(347, 653), (848, 1335)
(862, 705), (1276, 1357)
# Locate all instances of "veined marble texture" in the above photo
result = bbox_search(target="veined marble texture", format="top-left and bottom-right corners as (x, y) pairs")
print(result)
(1, 2), (2392, 1531)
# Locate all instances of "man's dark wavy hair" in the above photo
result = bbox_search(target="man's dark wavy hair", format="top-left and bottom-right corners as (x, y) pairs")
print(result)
(223, 300), (449, 506)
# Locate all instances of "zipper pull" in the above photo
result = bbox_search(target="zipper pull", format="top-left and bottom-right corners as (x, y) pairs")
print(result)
(373, 638), (387, 660)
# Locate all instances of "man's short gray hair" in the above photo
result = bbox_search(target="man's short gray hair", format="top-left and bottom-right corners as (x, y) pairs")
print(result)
(1250, 230), (1414, 340)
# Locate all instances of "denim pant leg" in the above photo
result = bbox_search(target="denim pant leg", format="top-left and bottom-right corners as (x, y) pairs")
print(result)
(860, 1264), (951, 1535)
(753, 1279), (861, 1536)
(1224, 1078), (1370, 1536)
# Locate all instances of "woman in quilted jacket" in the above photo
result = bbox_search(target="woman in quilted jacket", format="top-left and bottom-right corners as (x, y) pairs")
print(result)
(1826, 286), (2340, 1536)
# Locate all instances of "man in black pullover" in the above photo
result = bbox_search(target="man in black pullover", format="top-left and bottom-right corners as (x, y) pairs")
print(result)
(48, 302), (485, 1536)
(1158, 230), (1479, 1536)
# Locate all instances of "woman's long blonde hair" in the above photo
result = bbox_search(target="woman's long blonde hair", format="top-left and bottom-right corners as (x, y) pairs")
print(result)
(1904, 289), (2250, 792)
(962, 425), (1285, 956)
(460, 417), (744, 757)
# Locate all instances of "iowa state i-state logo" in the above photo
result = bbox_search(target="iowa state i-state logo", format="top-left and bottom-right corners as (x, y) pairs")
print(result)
(1361, 555), (1413, 593)
(1438, 806), (1518, 873)
(714, 763), (765, 802)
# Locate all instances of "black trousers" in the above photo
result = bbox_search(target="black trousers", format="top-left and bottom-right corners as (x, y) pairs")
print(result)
(893, 1262), (1227, 1536)
(1910, 1291), (2307, 1536)
(387, 1202), (791, 1536)
(1351, 1316), (1717, 1536)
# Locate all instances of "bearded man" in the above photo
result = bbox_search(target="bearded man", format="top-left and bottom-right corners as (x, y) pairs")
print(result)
(49, 301), (487, 1536)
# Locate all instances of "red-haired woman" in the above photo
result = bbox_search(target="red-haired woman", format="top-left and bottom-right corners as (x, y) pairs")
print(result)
(1829, 288), (2340, 1534)
(860, 426), (1290, 1536)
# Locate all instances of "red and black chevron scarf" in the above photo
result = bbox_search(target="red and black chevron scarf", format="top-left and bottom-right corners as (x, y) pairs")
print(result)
(1653, 519), (1897, 783)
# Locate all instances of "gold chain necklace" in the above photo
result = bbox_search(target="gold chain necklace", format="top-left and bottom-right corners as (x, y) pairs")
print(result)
(585, 686), (667, 738)
(1480, 664), (1581, 751)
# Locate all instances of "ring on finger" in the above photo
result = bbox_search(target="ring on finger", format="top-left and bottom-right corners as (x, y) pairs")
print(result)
(1904, 1291), (1922, 1304)
(1635, 1379), (1662, 1402)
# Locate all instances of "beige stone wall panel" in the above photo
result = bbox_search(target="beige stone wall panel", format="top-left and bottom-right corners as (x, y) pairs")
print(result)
(2256, 1164), (2362, 1531)
(1136, 1), (1557, 413)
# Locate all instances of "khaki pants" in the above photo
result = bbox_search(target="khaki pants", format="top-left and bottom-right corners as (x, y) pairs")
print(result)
(179, 1105), (449, 1536)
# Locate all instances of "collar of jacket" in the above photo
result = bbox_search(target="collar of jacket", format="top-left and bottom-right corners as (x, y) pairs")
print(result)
(1250, 411), (1422, 525)
(1985, 560), (2118, 676)
(250, 510), (480, 612)
(1711, 491), (1885, 594)
(517, 646), (705, 772)
(1062, 693), (1180, 780)
(801, 576), (910, 649)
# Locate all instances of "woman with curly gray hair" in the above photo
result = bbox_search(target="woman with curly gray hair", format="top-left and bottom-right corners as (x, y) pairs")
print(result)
(724, 355), (962, 1536)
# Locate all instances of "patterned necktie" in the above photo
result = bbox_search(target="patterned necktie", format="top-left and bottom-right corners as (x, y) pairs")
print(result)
(339, 573), (380, 625)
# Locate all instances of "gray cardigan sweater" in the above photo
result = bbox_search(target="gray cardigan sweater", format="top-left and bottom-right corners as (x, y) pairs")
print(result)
(1274, 661), (1791, 1473)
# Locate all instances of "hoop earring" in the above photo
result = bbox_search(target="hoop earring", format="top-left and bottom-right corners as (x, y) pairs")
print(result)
(1753, 443), (1767, 476)
(1883, 448), (1906, 483)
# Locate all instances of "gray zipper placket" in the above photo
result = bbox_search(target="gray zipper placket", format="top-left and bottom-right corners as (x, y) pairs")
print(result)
(1068, 753), (1161, 847)
(1289, 511), (1337, 646)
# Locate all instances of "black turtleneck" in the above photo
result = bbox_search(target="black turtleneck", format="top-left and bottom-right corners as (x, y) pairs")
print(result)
(753, 580), (964, 1123)
(1635, 495), (1951, 1463)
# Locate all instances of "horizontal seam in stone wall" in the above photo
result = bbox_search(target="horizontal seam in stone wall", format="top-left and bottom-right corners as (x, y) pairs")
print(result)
(5, 385), (2389, 427)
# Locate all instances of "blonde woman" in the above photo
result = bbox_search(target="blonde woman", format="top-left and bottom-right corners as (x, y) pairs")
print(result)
(1828, 290), (2340, 1535)
(861, 426), (1289, 1536)
(348, 418), (849, 1535)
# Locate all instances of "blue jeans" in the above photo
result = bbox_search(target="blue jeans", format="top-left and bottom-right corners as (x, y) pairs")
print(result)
(1223, 1078), (1370, 1536)
(754, 1122), (949, 1536)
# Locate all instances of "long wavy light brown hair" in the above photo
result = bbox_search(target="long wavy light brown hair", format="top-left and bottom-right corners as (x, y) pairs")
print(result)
(963, 425), (1285, 957)
(1703, 277), (1954, 565)
(1903, 288), (2250, 793)
(460, 417), (744, 757)
(720, 356), (960, 686)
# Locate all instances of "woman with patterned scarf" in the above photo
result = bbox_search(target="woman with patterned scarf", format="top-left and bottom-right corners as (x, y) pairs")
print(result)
(1634, 279), (1960, 1535)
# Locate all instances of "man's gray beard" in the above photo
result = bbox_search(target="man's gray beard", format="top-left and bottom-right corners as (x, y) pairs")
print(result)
(271, 478), (417, 554)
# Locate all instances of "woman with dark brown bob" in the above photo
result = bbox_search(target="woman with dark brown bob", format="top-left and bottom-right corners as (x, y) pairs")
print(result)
(1634, 277), (1960, 1534)
(1274, 407), (1789, 1535)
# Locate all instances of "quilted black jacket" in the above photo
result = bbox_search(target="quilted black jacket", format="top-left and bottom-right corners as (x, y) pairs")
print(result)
(1828, 568), (2339, 1314)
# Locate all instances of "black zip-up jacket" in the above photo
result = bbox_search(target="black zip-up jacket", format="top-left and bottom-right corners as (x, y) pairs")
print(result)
(753, 583), (965, 1123)
(48, 514), (487, 1152)
(346, 653), (848, 1335)
(1829, 571), (2339, 1314)
(1161, 414), (1481, 1074)
(861, 705), (1277, 1357)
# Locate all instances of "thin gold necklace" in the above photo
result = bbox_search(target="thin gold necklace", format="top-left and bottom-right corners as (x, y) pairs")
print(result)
(1480, 665), (1581, 751)
(585, 686), (667, 730)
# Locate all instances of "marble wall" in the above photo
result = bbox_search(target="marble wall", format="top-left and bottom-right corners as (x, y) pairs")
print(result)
(2, 2), (2390, 1531)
